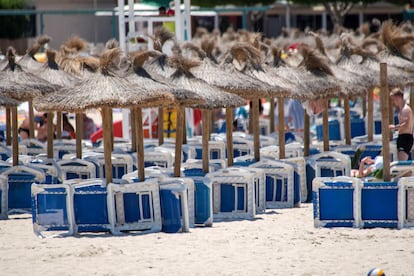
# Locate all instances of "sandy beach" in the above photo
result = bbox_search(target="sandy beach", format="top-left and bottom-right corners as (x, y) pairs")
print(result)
(1, 203), (413, 276)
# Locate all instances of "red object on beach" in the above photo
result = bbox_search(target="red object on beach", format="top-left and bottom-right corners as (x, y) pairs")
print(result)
(90, 118), (158, 143)
(90, 120), (123, 143)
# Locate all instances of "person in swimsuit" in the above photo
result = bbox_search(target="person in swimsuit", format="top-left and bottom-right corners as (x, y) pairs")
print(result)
(389, 88), (414, 161)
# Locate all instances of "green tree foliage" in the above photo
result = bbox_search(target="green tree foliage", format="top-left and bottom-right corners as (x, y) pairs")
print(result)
(0, 0), (30, 39)
(191, 0), (276, 6)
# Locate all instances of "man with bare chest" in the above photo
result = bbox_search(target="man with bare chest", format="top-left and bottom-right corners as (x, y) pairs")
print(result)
(389, 88), (414, 161)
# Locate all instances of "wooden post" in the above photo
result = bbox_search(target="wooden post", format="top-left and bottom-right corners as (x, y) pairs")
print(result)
(269, 98), (275, 133)
(109, 109), (114, 150)
(102, 107), (113, 184)
(135, 107), (145, 182)
(278, 97), (285, 159)
(202, 109), (210, 174)
(75, 112), (83, 159)
(158, 107), (164, 145)
(130, 108), (137, 152)
(249, 103), (253, 134)
(367, 88), (374, 142)
(56, 111), (62, 140)
(322, 99), (330, 152)
(47, 112), (54, 159)
(182, 108), (187, 145)
(304, 112), (310, 157)
(6, 107), (11, 146)
(174, 107), (185, 177)
(252, 99), (260, 162)
(12, 107), (18, 166)
(226, 107), (234, 167)
(380, 63), (390, 182)
(344, 96), (351, 145)
(362, 95), (367, 118)
(28, 99), (35, 138)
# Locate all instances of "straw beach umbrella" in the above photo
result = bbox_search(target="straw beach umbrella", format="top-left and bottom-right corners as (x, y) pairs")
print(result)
(298, 44), (341, 152)
(125, 50), (205, 153)
(30, 49), (81, 157)
(0, 47), (59, 140)
(143, 51), (245, 175)
(182, 41), (271, 165)
(35, 47), (176, 183)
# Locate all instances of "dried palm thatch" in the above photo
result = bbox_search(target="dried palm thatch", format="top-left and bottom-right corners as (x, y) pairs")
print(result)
(335, 34), (378, 91)
(167, 55), (245, 109)
(297, 44), (341, 98)
(0, 47), (58, 101)
(34, 48), (175, 113)
(225, 43), (294, 98)
(17, 34), (51, 71)
(377, 20), (414, 73)
(181, 43), (271, 99)
(351, 45), (413, 87)
(126, 51), (205, 107)
(309, 33), (370, 97)
(31, 49), (81, 87)
(0, 79), (30, 106)
(153, 27), (176, 52)
(142, 51), (244, 109)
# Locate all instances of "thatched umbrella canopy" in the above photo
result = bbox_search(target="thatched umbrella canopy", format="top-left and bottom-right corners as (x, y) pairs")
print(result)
(125, 50), (205, 152)
(0, 47), (58, 101)
(0, 46), (59, 160)
(18, 35), (51, 71)
(30, 49), (82, 157)
(299, 44), (342, 152)
(182, 41), (270, 98)
(126, 51), (204, 107)
(35, 48), (176, 183)
(144, 50), (246, 175)
(377, 20), (414, 73)
(181, 41), (271, 165)
(309, 32), (369, 97)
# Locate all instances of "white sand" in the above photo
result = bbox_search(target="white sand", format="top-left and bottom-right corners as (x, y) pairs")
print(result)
(1, 203), (413, 275)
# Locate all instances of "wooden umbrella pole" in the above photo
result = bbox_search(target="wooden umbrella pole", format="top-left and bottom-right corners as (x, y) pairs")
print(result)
(130, 108), (137, 152)
(202, 109), (210, 174)
(367, 88), (374, 142)
(158, 107), (164, 145)
(252, 99), (260, 162)
(6, 107), (11, 146)
(56, 111), (62, 140)
(226, 107), (234, 167)
(344, 96), (351, 145)
(174, 106), (185, 177)
(12, 106), (18, 166)
(322, 99), (330, 152)
(304, 112), (310, 157)
(380, 63), (390, 181)
(47, 112), (54, 159)
(269, 98), (275, 133)
(362, 96), (367, 118)
(109, 109), (114, 150)
(102, 107), (113, 184)
(135, 107), (145, 182)
(182, 108), (187, 145)
(249, 104), (253, 134)
(75, 112), (83, 159)
(278, 97), (285, 159)
(28, 99), (35, 138)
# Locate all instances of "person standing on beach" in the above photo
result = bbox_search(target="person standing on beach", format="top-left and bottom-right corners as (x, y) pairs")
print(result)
(389, 88), (414, 161)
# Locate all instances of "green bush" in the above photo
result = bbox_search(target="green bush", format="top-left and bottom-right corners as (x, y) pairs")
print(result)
(0, 0), (30, 39)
